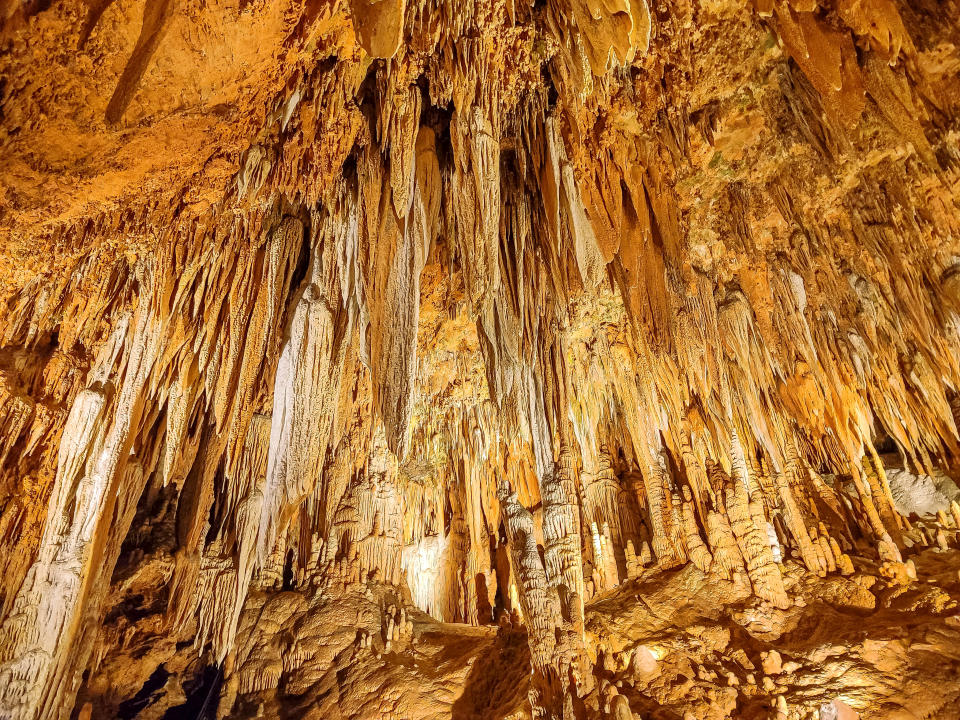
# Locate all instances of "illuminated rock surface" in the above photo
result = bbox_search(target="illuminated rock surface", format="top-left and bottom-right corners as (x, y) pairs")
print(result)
(1, 0), (960, 718)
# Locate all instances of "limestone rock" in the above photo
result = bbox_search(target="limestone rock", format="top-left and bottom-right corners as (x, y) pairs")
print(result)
(0, 0), (959, 718)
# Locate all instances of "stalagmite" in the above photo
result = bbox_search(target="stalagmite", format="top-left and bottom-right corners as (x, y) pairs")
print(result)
(642, 444), (678, 566)
(681, 486), (713, 573)
(725, 481), (790, 609)
(707, 501), (747, 581)
(625, 541), (641, 580)
(497, 479), (579, 716)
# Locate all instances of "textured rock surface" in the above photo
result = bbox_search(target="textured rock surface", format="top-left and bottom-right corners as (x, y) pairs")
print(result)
(886, 465), (960, 517)
(1, 0), (960, 718)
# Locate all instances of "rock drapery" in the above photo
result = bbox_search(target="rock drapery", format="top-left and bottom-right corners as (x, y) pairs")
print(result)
(1, 0), (960, 718)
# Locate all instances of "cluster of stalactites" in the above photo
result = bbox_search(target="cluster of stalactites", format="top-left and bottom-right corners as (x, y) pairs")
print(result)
(3, 0), (960, 715)
(0, 211), (310, 720)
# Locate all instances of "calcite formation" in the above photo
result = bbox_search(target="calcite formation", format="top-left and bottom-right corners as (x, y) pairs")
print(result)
(1, 0), (960, 718)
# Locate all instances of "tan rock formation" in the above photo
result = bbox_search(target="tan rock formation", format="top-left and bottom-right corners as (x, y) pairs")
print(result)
(1, 0), (960, 717)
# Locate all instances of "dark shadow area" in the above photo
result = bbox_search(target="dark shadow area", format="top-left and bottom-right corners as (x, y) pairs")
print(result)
(104, 0), (174, 124)
(161, 664), (222, 720)
(117, 664), (170, 720)
(475, 572), (493, 624)
(450, 628), (531, 720)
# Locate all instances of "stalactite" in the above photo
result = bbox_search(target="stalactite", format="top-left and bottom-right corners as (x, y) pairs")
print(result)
(258, 204), (354, 570)
(0, 265), (163, 720)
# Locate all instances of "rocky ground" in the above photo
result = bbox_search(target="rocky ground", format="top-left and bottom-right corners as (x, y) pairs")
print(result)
(75, 537), (960, 719)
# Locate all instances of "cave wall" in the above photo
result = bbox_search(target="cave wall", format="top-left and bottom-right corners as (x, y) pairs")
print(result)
(1, 0), (960, 717)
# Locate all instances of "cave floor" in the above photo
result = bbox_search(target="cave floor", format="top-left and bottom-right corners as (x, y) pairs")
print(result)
(78, 548), (960, 720)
